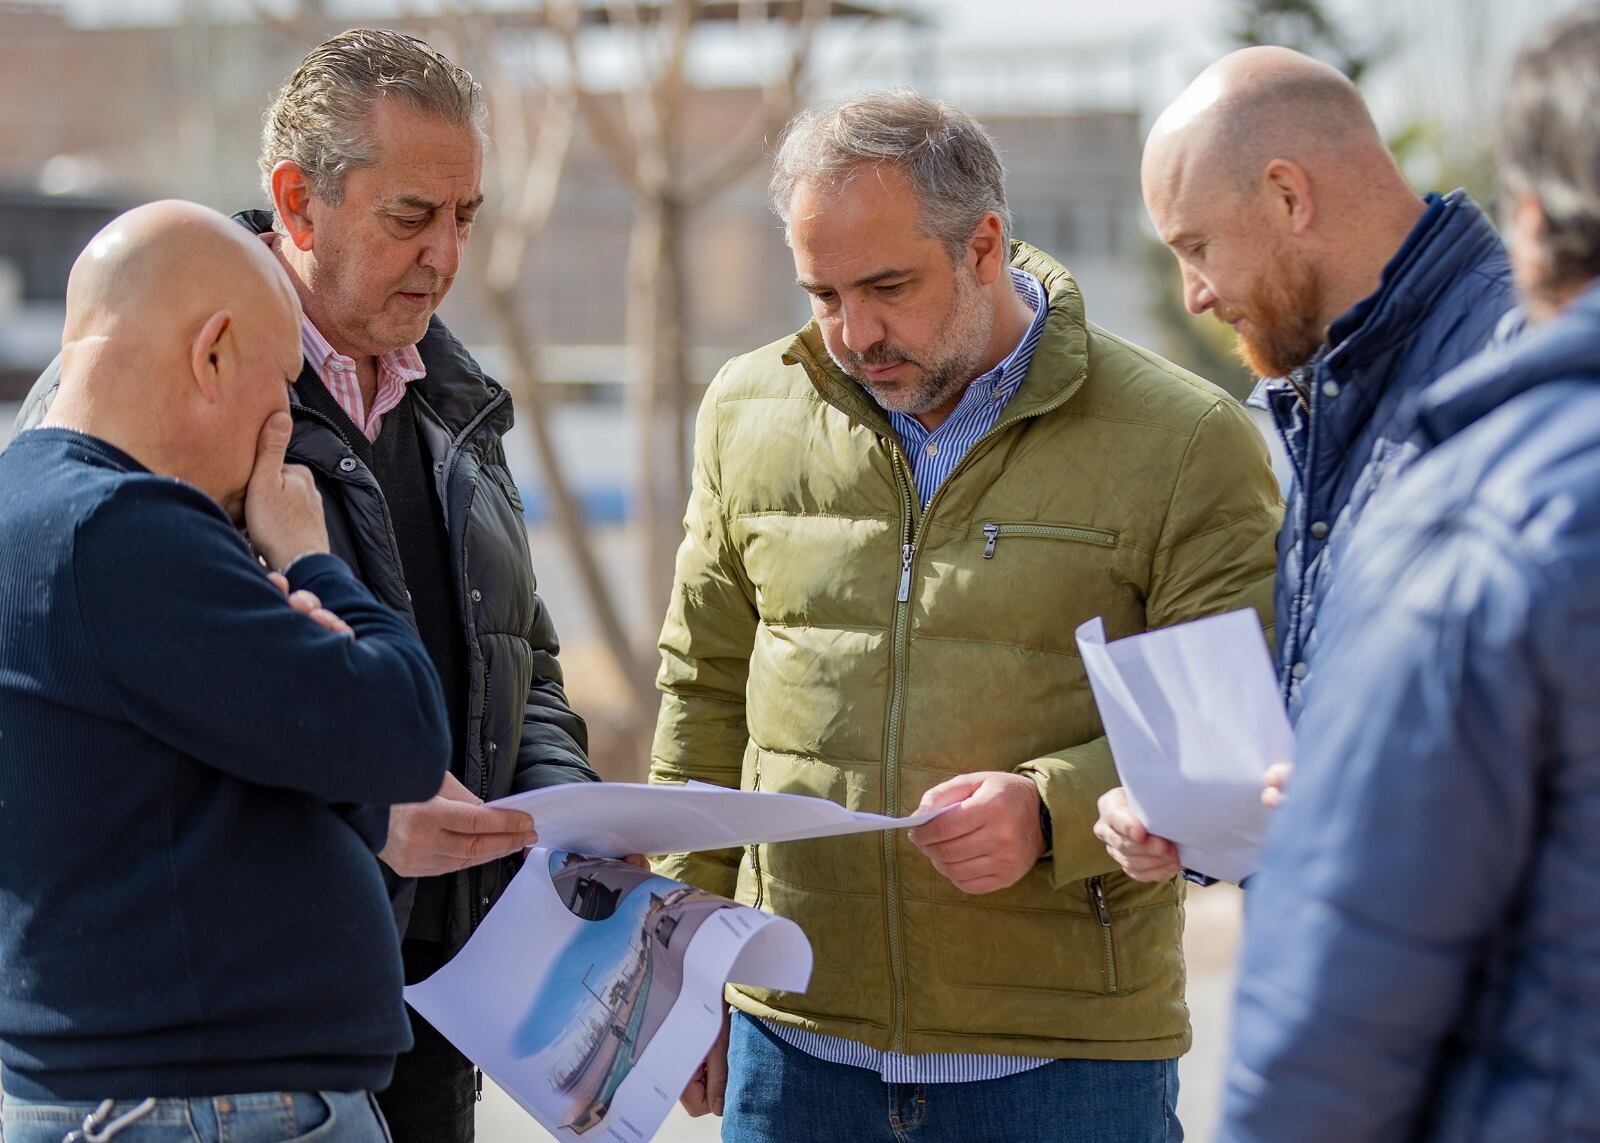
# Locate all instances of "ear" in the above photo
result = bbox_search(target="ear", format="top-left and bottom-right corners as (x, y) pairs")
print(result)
(969, 211), (1008, 285)
(190, 310), (233, 403)
(270, 160), (318, 252)
(1263, 159), (1316, 237)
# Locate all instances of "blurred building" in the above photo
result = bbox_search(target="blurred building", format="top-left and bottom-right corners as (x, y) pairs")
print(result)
(0, 3), (1154, 387)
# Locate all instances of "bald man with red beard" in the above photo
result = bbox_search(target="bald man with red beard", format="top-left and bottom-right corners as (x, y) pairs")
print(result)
(1095, 47), (1516, 883)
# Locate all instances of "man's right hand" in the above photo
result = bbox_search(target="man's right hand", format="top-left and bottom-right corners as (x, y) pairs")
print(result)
(1093, 786), (1182, 882)
(379, 773), (538, 878)
(679, 1003), (730, 1117)
(244, 411), (329, 571)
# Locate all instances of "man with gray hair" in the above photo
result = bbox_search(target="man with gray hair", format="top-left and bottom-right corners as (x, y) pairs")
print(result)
(17, 27), (598, 1143)
(650, 89), (1282, 1141)
(1218, 6), (1600, 1139)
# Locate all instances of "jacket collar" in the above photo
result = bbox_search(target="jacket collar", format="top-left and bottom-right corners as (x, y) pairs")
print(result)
(232, 209), (505, 441)
(1253, 191), (1506, 458)
(1416, 279), (1600, 446)
(782, 240), (1091, 435)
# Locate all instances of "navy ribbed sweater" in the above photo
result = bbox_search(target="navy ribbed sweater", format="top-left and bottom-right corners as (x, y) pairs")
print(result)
(0, 428), (451, 1100)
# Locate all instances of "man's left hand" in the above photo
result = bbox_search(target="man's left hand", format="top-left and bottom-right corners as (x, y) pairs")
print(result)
(266, 571), (353, 637)
(908, 771), (1047, 894)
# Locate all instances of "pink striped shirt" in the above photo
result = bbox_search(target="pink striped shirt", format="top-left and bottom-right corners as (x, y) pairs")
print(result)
(298, 318), (426, 442)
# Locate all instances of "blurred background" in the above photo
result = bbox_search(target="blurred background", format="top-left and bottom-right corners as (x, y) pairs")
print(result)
(0, 0), (1585, 1138)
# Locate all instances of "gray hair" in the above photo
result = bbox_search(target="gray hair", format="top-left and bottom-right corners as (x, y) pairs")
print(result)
(769, 89), (1012, 260)
(260, 28), (485, 207)
(1497, 3), (1600, 285)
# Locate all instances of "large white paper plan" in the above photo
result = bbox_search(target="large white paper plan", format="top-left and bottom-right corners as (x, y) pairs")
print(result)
(407, 849), (811, 1142)
(490, 781), (947, 858)
(1075, 609), (1293, 884)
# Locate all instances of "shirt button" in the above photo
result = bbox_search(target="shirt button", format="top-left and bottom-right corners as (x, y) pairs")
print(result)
(1322, 380), (1341, 399)
(1310, 520), (1330, 539)
(1291, 662), (1308, 680)
(470, 588), (482, 603)
(337, 456), (357, 473)
(925, 442), (939, 458)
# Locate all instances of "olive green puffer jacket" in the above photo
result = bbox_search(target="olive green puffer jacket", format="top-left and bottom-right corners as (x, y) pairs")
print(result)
(651, 243), (1282, 1059)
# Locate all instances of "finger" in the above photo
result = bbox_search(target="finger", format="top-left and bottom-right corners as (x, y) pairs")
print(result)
(1118, 849), (1181, 876)
(250, 411), (294, 485)
(456, 828), (541, 864)
(1098, 801), (1149, 843)
(1262, 786), (1287, 809)
(909, 800), (989, 848)
(707, 1012), (730, 1116)
(266, 571), (290, 596)
(915, 773), (985, 815)
(918, 828), (1015, 867)
(1264, 762), (1293, 787)
(286, 589), (323, 613)
(680, 1076), (709, 1118)
(307, 608), (354, 636)
(436, 772), (483, 804)
(420, 797), (535, 834)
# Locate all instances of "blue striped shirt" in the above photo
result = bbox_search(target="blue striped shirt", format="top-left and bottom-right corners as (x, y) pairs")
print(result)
(761, 268), (1052, 1084)
(891, 268), (1048, 508)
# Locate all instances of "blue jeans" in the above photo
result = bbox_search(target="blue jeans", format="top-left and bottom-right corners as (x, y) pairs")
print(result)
(722, 1013), (1181, 1143)
(0, 1091), (391, 1143)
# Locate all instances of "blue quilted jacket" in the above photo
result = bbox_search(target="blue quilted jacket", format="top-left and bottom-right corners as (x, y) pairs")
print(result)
(1222, 281), (1600, 1142)
(1257, 190), (1513, 720)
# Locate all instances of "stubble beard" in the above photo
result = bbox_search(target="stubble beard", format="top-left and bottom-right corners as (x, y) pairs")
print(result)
(830, 266), (995, 417)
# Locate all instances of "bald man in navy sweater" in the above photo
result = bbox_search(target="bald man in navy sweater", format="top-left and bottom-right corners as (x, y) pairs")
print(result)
(0, 201), (456, 1142)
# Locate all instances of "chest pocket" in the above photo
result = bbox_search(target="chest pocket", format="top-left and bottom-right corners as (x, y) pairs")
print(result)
(924, 519), (1135, 656)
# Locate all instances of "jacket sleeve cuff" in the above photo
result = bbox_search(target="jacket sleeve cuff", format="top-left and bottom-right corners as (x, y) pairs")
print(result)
(1014, 736), (1121, 888)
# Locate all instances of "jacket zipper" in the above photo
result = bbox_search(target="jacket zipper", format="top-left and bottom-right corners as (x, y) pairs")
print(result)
(1089, 876), (1118, 994)
(882, 448), (918, 1051)
(794, 341), (1083, 1052)
(980, 521), (1117, 559)
(748, 756), (765, 911)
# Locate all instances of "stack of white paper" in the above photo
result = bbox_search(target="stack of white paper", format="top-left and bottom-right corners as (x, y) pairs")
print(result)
(491, 781), (946, 858)
(1075, 609), (1292, 884)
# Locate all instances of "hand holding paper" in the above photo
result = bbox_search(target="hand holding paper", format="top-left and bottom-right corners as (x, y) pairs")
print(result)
(1076, 609), (1292, 884)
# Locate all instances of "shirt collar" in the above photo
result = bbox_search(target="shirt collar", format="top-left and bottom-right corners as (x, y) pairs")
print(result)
(298, 314), (426, 390)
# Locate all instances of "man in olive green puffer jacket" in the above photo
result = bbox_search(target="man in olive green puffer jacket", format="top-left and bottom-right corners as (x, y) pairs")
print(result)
(650, 90), (1282, 1143)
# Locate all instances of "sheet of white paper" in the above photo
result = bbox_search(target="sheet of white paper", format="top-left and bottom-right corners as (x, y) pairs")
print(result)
(1075, 609), (1293, 884)
(492, 782), (946, 858)
(407, 849), (812, 1143)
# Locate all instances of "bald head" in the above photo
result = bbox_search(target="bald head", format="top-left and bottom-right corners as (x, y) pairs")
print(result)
(1142, 48), (1426, 379)
(1144, 47), (1386, 198)
(63, 200), (297, 350)
(48, 201), (305, 517)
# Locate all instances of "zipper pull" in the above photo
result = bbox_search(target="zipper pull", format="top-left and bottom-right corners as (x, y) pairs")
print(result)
(1089, 876), (1111, 926)
(982, 523), (999, 559)
(897, 542), (915, 603)
(475, 1066), (484, 1102)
